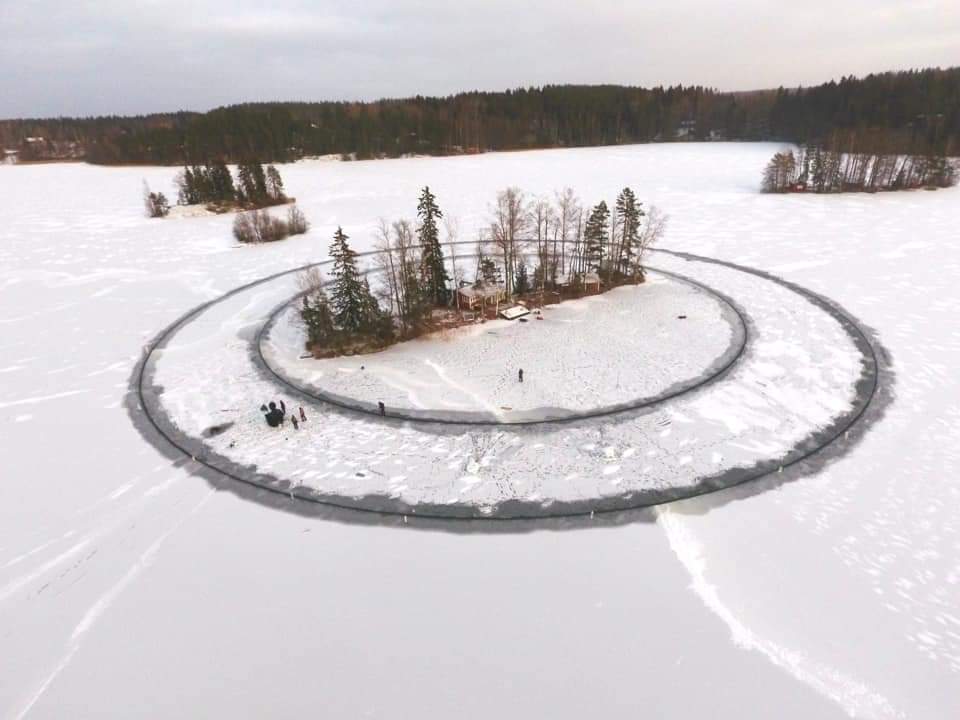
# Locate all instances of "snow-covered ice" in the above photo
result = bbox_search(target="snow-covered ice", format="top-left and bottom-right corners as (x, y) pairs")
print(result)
(263, 274), (738, 419)
(150, 246), (862, 514)
(1, 143), (959, 719)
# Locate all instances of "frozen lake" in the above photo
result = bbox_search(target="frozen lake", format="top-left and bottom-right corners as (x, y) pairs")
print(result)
(264, 275), (739, 420)
(1, 143), (959, 719)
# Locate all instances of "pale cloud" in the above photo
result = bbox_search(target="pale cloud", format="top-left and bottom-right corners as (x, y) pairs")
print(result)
(0, 0), (957, 118)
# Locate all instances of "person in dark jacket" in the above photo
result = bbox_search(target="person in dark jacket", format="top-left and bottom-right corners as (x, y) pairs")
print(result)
(518, 368), (524, 383)
(262, 400), (286, 428)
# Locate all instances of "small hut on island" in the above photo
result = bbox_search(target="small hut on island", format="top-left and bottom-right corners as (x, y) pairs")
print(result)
(456, 283), (507, 311)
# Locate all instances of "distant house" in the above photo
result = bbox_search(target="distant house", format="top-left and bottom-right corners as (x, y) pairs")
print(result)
(457, 283), (507, 311)
(2, 149), (18, 165)
(581, 272), (602, 292)
(708, 129), (726, 141)
(675, 119), (697, 139)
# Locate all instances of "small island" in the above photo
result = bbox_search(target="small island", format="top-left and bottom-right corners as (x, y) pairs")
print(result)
(298, 186), (667, 358)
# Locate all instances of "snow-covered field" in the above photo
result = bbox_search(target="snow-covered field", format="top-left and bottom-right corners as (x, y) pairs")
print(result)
(2, 144), (959, 718)
(264, 275), (738, 420)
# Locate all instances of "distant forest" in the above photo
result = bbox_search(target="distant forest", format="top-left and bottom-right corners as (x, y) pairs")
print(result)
(2, 67), (957, 165)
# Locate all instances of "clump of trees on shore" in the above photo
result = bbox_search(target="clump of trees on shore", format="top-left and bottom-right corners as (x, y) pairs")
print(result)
(762, 133), (957, 193)
(480, 185), (666, 297)
(176, 161), (289, 210)
(300, 228), (394, 355)
(300, 185), (666, 357)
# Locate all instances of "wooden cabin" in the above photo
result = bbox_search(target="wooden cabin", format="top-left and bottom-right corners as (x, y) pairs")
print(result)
(457, 283), (507, 311)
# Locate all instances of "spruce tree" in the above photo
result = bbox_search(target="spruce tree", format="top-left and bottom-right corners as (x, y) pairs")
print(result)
(301, 290), (335, 347)
(416, 186), (449, 305)
(478, 255), (502, 286)
(583, 201), (610, 274)
(360, 277), (394, 341)
(329, 227), (366, 334)
(401, 264), (430, 331)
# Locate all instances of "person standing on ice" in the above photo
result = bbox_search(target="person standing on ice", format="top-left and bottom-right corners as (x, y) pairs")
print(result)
(518, 368), (524, 383)
(262, 400), (286, 427)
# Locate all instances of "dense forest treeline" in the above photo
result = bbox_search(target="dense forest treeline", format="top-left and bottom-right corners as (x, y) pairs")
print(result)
(2, 67), (958, 165)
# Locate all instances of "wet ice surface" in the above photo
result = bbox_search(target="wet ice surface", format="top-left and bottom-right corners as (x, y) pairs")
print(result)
(264, 275), (735, 417)
(1, 144), (959, 719)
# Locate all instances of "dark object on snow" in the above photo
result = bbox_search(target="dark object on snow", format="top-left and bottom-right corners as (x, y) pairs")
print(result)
(299, 406), (306, 422)
(518, 368), (524, 383)
(263, 400), (286, 427)
(201, 422), (234, 438)
(378, 401), (386, 416)
(518, 317), (528, 323)
(677, 315), (687, 319)
(291, 415), (299, 430)
(361, 365), (365, 370)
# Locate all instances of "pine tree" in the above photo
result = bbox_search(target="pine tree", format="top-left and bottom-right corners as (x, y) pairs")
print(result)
(252, 162), (268, 200)
(583, 201), (610, 273)
(176, 167), (192, 205)
(266, 165), (285, 201)
(236, 163), (254, 204)
(208, 160), (235, 203)
(236, 162), (268, 205)
(615, 188), (644, 274)
(329, 227), (367, 334)
(416, 186), (449, 305)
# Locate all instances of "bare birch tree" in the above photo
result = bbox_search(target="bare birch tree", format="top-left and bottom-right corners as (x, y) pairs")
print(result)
(489, 187), (529, 297)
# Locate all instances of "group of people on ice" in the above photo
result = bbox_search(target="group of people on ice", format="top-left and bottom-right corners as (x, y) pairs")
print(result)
(262, 368), (526, 427)
(261, 399), (307, 429)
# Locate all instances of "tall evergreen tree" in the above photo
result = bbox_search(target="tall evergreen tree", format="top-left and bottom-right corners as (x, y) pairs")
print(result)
(401, 262), (430, 330)
(266, 165), (285, 200)
(329, 227), (367, 333)
(208, 160), (235, 203)
(360, 277), (394, 341)
(583, 201), (610, 273)
(478, 254), (502, 286)
(416, 186), (449, 305)
(615, 188), (644, 274)
(301, 289), (335, 347)
(176, 166), (198, 205)
(237, 162), (268, 204)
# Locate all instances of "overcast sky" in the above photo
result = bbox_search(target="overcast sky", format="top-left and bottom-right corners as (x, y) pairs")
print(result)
(2, 0), (958, 119)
